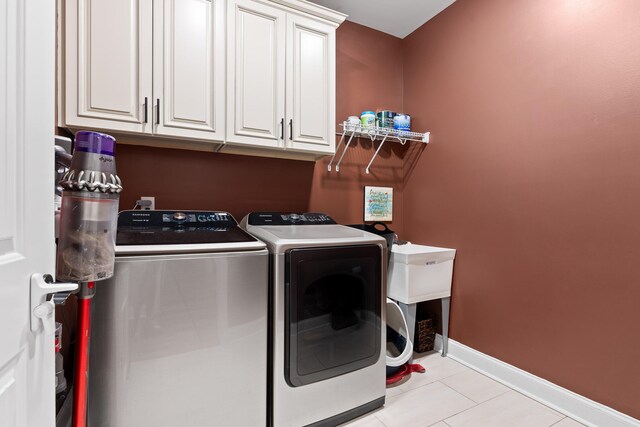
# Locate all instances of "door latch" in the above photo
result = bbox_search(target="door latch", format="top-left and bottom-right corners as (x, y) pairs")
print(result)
(30, 273), (78, 334)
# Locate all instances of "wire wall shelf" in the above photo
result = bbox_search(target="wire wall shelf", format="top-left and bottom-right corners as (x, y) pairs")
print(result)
(328, 122), (430, 174)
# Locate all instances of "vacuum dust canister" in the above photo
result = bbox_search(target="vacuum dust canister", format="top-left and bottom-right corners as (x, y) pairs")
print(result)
(56, 131), (122, 282)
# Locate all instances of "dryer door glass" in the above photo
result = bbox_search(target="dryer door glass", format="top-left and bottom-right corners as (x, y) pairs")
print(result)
(285, 245), (382, 387)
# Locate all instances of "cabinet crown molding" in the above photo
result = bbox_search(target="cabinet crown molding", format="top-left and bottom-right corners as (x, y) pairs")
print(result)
(268, 0), (347, 25)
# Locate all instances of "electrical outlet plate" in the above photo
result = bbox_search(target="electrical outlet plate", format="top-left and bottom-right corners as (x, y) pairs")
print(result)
(141, 196), (155, 210)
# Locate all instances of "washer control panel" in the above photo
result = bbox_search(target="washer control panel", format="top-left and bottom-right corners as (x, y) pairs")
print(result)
(116, 210), (260, 245)
(118, 210), (237, 228)
(248, 212), (336, 226)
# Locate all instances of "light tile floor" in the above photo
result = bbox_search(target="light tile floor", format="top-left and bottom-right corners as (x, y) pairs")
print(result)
(341, 351), (585, 427)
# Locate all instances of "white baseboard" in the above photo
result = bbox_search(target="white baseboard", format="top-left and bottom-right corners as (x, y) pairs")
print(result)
(434, 334), (640, 427)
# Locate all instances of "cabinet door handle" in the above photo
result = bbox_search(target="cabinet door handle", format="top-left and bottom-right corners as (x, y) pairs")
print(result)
(156, 99), (160, 125)
(280, 118), (284, 139)
(289, 119), (293, 140)
(143, 97), (148, 123)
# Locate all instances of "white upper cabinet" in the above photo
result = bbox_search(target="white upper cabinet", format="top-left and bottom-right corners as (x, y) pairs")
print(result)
(226, 0), (343, 156)
(63, 0), (153, 134)
(153, 0), (225, 141)
(286, 13), (335, 154)
(62, 0), (225, 142)
(226, 0), (286, 148)
(60, 0), (345, 157)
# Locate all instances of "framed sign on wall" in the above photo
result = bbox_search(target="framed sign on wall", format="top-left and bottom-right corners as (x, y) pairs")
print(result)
(364, 186), (393, 221)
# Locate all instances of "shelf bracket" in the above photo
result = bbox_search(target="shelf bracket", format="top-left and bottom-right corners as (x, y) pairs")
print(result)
(366, 128), (377, 141)
(327, 129), (348, 172)
(334, 131), (357, 172)
(365, 133), (390, 174)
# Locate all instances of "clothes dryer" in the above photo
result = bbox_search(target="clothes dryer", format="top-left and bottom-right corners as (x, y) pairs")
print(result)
(241, 212), (386, 427)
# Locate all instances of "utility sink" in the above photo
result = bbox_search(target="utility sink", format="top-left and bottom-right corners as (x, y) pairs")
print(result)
(387, 243), (456, 357)
(388, 243), (456, 304)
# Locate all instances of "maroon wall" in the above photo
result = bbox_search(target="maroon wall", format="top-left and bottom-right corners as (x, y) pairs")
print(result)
(310, 21), (407, 235)
(402, 0), (640, 418)
(116, 145), (315, 218)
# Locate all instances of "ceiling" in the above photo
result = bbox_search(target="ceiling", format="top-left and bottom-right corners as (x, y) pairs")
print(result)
(308, 0), (457, 39)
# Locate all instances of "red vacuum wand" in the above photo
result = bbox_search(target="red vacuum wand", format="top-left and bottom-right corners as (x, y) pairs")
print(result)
(72, 282), (96, 427)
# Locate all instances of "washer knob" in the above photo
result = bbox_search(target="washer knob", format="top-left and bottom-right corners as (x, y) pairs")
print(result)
(288, 213), (301, 222)
(173, 212), (187, 222)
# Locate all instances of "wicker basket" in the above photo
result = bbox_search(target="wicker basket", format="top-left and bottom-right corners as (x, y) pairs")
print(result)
(414, 315), (436, 353)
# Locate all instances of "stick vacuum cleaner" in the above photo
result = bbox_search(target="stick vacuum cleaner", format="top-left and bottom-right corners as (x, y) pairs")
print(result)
(56, 131), (122, 427)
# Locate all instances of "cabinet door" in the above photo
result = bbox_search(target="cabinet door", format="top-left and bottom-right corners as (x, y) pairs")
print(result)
(285, 14), (335, 154)
(153, 0), (225, 141)
(227, 0), (286, 148)
(64, 0), (153, 133)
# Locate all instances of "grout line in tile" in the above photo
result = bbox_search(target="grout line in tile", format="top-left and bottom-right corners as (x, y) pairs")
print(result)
(449, 362), (567, 420)
(383, 365), (574, 427)
(439, 369), (471, 382)
(385, 384), (406, 398)
(425, 381), (480, 423)
(549, 416), (569, 426)
(442, 385), (515, 424)
(373, 413), (389, 427)
(464, 383), (511, 405)
(507, 387), (566, 418)
(394, 378), (435, 396)
(409, 367), (472, 391)
(437, 380), (477, 402)
(390, 363), (471, 398)
(443, 388), (569, 427)
(400, 359), (472, 390)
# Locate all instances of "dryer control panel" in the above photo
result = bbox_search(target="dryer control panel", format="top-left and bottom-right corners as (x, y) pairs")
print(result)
(247, 212), (336, 226)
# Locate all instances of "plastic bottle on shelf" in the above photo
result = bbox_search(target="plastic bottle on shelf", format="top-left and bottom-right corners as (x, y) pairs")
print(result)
(360, 111), (376, 128)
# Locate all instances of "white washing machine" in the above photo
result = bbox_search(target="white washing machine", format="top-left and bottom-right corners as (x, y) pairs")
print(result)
(241, 212), (386, 427)
(88, 210), (268, 427)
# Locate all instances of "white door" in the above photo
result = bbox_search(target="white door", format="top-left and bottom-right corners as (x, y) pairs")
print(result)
(1, 0), (59, 425)
(154, 0), (225, 142)
(63, 0), (153, 134)
(285, 14), (335, 154)
(226, 0), (286, 148)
